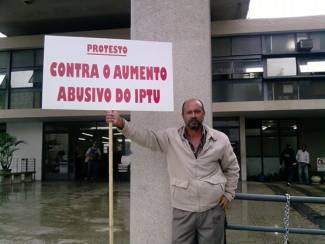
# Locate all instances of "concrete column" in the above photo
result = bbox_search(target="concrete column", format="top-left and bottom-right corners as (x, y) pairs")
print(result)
(131, 1), (212, 243)
(240, 116), (247, 181)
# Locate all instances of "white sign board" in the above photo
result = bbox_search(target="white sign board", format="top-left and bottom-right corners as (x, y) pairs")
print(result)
(317, 157), (325, 172)
(42, 35), (173, 111)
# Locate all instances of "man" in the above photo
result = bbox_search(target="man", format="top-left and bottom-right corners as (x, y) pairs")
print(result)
(296, 144), (310, 185)
(280, 144), (296, 186)
(106, 98), (240, 244)
(84, 141), (101, 181)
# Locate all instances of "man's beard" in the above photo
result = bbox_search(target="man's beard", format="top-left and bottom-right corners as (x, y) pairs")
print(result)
(187, 118), (202, 131)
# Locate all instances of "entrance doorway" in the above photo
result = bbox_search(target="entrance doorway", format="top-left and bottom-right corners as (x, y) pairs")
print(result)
(43, 121), (131, 181)
(213, 117), (241, 172)
(44, 132), (70, 180)
(246, 119), (298, 181)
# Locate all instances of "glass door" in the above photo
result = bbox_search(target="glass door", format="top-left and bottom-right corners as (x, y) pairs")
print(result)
(44, 133), (69, 180)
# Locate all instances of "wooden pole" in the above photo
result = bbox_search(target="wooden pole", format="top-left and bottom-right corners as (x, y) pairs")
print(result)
(108, 122), (114, 244)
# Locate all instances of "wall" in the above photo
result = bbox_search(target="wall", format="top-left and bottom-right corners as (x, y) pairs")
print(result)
(212, 15), (325, 36)
(7, 122), (43, 180)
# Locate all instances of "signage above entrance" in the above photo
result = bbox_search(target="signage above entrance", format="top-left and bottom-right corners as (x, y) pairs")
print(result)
(42, 35), (174, 111)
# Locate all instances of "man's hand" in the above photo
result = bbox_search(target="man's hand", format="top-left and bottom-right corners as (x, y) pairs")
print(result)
(218, 195), (230, 210)
(106, 111), (124, 129)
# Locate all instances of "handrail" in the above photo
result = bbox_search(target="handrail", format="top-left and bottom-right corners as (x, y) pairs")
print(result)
(227, 224), (325, 235)
(227, 192), (325, 236)
(235, 192), (325, 204)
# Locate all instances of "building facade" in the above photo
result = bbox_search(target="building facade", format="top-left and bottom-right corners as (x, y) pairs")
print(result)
(2, 1), (325, 243)
(2, 18), (325, 182)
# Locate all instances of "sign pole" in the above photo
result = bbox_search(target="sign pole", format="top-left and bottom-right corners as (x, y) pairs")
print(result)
(108, 122), (114, 244)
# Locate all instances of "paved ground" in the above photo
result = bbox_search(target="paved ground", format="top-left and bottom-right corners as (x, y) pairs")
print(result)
(0, 181), (324, 244)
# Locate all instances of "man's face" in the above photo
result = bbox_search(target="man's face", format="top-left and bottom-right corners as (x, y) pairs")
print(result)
(182, 100), (205, 131)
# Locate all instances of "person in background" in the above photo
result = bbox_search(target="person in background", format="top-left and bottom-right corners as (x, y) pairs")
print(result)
(296, 144), (310, 184)
(280, 144), (296, 186)
(106, 98), (240, 244)
(85, 141), (101, 181)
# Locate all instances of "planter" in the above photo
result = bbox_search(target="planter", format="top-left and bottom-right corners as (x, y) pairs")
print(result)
(311, 175), (322, 184)
(0, 172), (12, 185)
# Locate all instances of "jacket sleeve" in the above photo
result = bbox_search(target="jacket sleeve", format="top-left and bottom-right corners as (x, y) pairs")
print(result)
(121, 119), (169, 153)
(220, 138), (240, 201)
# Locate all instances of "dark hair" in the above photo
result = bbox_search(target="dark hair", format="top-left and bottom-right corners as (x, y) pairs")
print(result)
(181, 99), (205, 115)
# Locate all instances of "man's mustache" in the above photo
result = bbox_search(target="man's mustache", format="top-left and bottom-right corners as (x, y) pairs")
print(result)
(190, 118), (200, 124)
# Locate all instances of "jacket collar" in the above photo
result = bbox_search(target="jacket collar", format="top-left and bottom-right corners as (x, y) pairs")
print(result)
(204, 125), (218, 141)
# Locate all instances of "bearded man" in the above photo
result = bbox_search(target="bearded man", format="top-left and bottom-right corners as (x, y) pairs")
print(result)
(106, 98), (240, 244)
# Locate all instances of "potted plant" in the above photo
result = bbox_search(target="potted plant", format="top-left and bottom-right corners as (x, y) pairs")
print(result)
(0, 132), (24, 173)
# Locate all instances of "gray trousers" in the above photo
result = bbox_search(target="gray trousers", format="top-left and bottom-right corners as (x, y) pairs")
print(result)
(172, 205), (225, 244)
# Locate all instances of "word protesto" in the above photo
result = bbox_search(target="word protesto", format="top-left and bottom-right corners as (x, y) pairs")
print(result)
(50, 62), (167, 81)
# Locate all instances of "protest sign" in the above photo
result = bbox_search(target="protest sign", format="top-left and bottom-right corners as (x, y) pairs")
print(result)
(42, 35), (173, 111)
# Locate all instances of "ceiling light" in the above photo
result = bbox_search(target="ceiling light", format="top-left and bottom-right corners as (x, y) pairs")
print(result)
(82, 132), (93, 137)
(0, 32), (6, 38)
(78, 137), (86, 141)
(89, 126), (117, 130)
(245, 67), (263, 73)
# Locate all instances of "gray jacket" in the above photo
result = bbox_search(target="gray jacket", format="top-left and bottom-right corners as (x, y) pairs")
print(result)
(122, 120), (240, 212)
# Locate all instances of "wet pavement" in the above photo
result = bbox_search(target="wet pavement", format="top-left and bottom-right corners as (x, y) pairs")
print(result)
(0, 182), (129, 244)
(0, 181), (325, 244)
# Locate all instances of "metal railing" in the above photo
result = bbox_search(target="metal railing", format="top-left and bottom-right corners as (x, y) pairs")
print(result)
(10, 158), (36, 173)
(21, 158), (36, 173)
(227, 193), (325, 243)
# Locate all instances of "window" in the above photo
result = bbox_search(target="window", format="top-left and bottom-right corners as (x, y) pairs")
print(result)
(0, 52), (9, 69)
(211, 38), (231, 57)
(232, 36), (262, 55)
(265, 81), (299, 100)
(246, 119), (261, 157)
(263, 34), (296, 54)
(212, 59), (264, 102)
(298, 57), (325, 75)
(10, 49), (43, 109)
(299, 80), (325, 99)
(212, 61), (232, 75)
(266, 58), (297, 77)
(212, 79), (263, 102)
(12, 50), (34, 68)
(0, 52), (9, 110)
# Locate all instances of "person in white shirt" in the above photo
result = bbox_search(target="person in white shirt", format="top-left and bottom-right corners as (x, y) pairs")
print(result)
(296, 144), (310, 184)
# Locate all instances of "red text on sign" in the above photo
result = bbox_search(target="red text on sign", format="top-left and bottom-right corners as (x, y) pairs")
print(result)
(57, 86), (111, 102)
(87, 44), (128, 56)
(50, 62), (99, 78)
(135, 89), (160, 103)
(116, 88), (131, 103)
(113, 65), (167, 81)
